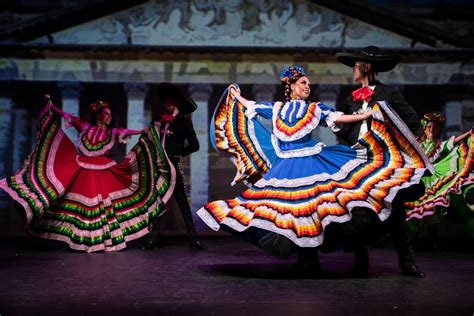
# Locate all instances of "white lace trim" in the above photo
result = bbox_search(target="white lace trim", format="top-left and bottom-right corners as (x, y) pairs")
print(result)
(245, 101), (272, 120)
(116, 129), (130, 144)
(197, 197), (391, 248)
(197, 167), (426, 248)
(245, 101), (257, 119)
(273, 101), (322, 142)
(46, 131), (66, 194)
(77, 127), (116, 157)
(377, 101), (434, 174)
(75, 156), (117, 170)
(271, 135), (326, 158)
(63, 152), (140, 207)
(27, 208), (161, 252)
(325, 111), (344, 132)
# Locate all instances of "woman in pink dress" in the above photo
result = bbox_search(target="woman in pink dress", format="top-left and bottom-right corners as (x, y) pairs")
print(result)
(0, 97), (175, 252)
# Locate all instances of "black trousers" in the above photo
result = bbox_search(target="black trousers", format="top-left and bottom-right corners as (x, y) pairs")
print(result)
(321, 183), (426, 263)
(148, 156), (198, 242)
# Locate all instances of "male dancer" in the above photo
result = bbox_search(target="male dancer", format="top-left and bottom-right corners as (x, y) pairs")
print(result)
(335, 46), (424, 277)
(144, 82), (207, 250)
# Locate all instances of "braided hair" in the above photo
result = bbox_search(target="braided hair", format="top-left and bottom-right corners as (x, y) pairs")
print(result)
(279, 65), (306, 102)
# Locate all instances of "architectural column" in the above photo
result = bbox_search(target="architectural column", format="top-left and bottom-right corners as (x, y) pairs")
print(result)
(317, 85), (340, 145)
(12, 108), (31, 172)
(58, 81), (81, 146)
(0, 95), (14, 218)
(252, 84), (276, 101)
(252, 84), (276, 130)
(444, 100), (464, 138)
(124, 83), (147, 152)
(188, 83), (212, 230)
(8, 103), (32, 235)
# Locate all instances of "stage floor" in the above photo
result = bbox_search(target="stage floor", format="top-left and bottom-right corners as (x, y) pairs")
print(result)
(0, 236), (473, 315)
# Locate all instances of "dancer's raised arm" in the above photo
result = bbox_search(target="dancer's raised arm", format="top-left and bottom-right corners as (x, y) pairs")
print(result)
(454, 129), (472, 144)
(230, 86), (250, 108)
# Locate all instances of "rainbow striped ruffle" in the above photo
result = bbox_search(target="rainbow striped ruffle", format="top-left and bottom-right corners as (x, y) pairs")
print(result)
(198, 86), (433, 248)
(0, 107), (175, 252)
(210, 84), (276, 186)
(406, 130), (474, 219)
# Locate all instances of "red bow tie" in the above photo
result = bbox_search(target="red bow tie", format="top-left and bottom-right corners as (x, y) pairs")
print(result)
(352, 87), (374, 102)
(160, 114), (176, 123)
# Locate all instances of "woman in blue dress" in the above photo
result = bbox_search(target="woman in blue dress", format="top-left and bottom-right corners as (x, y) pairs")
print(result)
(197, 66), (432, 274)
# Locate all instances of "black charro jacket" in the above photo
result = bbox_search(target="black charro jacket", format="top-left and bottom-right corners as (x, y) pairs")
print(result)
(336, 83), (423, 145)
(160, 115), (199, 157)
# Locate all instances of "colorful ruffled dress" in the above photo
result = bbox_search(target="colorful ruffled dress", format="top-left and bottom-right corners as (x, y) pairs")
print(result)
(405, 131), (474, 235)
(197, 84), (432, 253)
(0, 104), (175, 252)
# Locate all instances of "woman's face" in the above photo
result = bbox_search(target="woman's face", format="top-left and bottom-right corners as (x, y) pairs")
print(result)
(97, 107), (112, 126)
(424, 121), (441, 140)
(291, 76), (311, 100)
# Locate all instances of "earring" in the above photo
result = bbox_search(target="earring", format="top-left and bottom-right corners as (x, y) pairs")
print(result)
(290, 91), (298, 100)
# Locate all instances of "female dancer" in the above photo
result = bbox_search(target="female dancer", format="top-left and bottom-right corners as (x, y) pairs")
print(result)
(405, 113), (473, 244)
(0, 97), (175, 252)
(197, 66), (432, 273)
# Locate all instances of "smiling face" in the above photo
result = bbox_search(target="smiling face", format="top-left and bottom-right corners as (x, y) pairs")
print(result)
(97, 107), (112, 127)
(290, 76), (311, 100)
(424, 121), (441, 140)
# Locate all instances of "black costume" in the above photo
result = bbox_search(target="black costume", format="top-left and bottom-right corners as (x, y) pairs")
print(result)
(337, 83), (422, 145)
(145, 82), (206, 250)
(334, 46), (425, 277)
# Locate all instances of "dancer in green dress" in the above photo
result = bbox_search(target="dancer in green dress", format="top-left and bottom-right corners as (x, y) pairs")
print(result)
(405, 113), (473, 246)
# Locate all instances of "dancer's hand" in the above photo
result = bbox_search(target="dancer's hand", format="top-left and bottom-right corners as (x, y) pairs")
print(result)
(363, 109), (373, 119)
(230, 86), (240, 97)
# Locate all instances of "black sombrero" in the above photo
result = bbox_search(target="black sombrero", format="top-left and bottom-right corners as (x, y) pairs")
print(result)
(336, 46), (401, 72)
(157, 82), (198, 114)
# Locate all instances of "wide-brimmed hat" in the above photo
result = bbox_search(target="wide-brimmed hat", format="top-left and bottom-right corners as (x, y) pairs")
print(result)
(157, 82), (198, 114)
(336, 46), (401, 72)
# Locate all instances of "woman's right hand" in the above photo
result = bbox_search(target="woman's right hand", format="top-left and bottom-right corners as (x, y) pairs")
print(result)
(230, 86), (240, 97)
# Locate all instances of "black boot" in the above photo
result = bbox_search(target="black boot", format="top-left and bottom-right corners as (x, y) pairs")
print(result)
(397, 242), (425, 278)
(350, 248), (369, 278)
(394, 225), (426, 278)
(190, 239), (207, 250)
(426, 224), (440, 251)
(293, 248), (324, 278)
(142, 240), (160, 250)
(400, 263), (425, 278)
(293, 251), (307, 276)
(306, 249), (325, 278)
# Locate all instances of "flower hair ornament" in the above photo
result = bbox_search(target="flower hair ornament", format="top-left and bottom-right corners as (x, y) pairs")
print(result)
(89, 100), (110, 115)
(280, 65), (306, 84)
(421, 112), (445, 129)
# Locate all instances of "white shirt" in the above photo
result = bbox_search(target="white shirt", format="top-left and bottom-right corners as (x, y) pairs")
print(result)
(358, 85), (376, 139)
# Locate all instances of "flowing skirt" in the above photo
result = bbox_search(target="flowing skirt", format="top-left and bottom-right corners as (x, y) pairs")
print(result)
(406, 130), (474, 237)
(0, 107), (175, 252)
